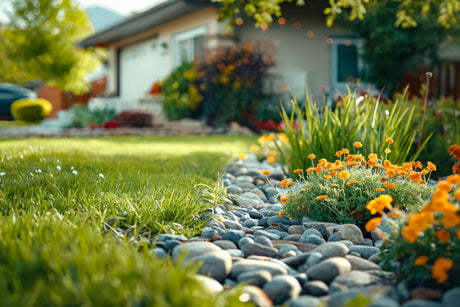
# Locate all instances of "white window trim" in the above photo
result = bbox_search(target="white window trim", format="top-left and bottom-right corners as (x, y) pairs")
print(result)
(329, 37), (365, 95)
(172, 26), (207, 68)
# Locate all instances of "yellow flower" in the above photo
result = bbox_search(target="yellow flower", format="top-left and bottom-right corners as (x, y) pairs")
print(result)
(365, 217), (382, 232)
(366, 194), (393, 215)
(335, 151), (343, 157)
(385, 138), (394, 144)
(346, 180), (357, 185)
(376, 188), (385, 192)
(341, 149), (350, 155)
(294, 169), (303, 174)
(316, 195), (329, 201)
(427, 161), (437, 172)
(437, 229), (451, 242)
(249, 145), (260, 152)
(308, 154), (316, 160)
(338, 170), (350, 179)
(260, 170), (272, 176)
(431, 257), (453, 284)
(172, 82), (179, 89)
(280, 196), (290, 204)
(368, 153), (378, 160)
(239, 153), (248, 160)
(353, 142), (363, 148)
(270, 151), (277, 157)
(267, 155), (276, 164)
(384, 148), (391, 154)
(414, 256), (428, 266)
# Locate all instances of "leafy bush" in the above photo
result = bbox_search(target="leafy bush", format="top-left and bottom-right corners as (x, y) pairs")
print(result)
(366, 173), (460, 289)
(116, 111), (152, 127)
(276, 89), (431, 176)
(263, 141), (434, 225)
(11, 98), (52, 122)
(161, 62), (203, 120)
(161, 42), (274, 126)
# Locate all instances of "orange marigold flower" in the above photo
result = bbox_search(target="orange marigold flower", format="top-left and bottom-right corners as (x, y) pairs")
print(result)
(308, 154), (316, 160)
(448, 144), (460, 159)
(431, 257), (453, 284)
(385, 138), (394, 144)
(401, 225), (420, 243)
(414, 256), (429, 266)
(453, 163), (460, 174)
(385, 182), (398, 189)
(447, 174), (460, 185)
(316, 195), (329, 201)
(427, 161), (436, 172)
(260, 170), (272, 176)
(384, 148), (391, 154)
(368, 153), (378, 160)
(353, 142), (363, 148)
(366, 194), (393, 215)
(280, 196), (290, 204)
(437, 229), (451, 242)
(346, 180), (357, 185)
(338, 170), (350, 179)
(402, 163), (412, 170)
(335, 150), (343, 157)
(315, 166), (322, 174)
(267, 155), (276, 164)
(455, 188), (460, 201)
(281, 179), (290, 188)
(376, 188), (385, 192)
(329, 171), (337, 177)
(306, 167), (315, 174)
(408, 212), (435, 233)
(324, 175), (332, 180)
(383, 160), (392, 168)
(294, 169), (303, 174)
(270, 151), (277, 157)
(386, 169), (397, 177)
(437, 181), (452, 192)
(368, 159), (377, 166)
(239, 153), (248, 160)
(341, 149), (350, 155)
(380, 177), (389, 182)
(318, 159), (328, 166)
(421, 169), (429, 175)
(278, 210), (285, 217)
(249, 145), (260, 152)
(365, 217), (382, 232)
(441, 209), (460, 227)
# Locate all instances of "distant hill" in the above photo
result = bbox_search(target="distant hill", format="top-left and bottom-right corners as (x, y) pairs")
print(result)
(86, 6), (123, 33)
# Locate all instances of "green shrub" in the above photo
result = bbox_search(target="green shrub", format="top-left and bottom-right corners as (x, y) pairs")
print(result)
(272, 144), (434, 225)
(276, 89), (431, 177)
(11, 98), (52, 122)
(70, 103), (116, 128)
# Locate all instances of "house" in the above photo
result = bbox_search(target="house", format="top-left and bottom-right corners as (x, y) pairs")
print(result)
(80, 0), (369, 113)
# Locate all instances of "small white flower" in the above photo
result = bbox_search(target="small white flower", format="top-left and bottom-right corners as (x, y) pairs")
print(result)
(99, 173), (105, 179)
(56, 166), (61, 170)
(20, 155), (23, 159)
(72, 170), (78, 175)
(50, 173), (53, 178)
(0, 172), (5, 176)
(71, 166), (74, 170)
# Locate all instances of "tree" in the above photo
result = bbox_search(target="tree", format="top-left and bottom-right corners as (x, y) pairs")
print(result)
(0, 0), (105, 94)
(214, 0), (460, 29)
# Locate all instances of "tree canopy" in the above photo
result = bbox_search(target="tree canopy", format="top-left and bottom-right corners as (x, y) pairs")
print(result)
(0, 0), (105, 94)
(214, 0), (460, 29)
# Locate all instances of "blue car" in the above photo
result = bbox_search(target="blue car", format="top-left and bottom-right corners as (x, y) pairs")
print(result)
(0, 83), (37, 120)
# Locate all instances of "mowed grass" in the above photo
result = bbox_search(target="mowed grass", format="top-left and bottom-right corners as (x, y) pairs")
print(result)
(0, 135), (256, 307)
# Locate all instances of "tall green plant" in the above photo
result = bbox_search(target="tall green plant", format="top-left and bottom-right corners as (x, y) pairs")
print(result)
(277, 90), (431, 176)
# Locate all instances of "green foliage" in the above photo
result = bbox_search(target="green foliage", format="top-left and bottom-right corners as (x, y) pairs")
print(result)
(282, 158), (433, 224)
(345, 1), (459, 93)
(70, 103), (116, 128)
(0, 136), (257, 306)
(0, 0), (106, 94)
(161, 63), (202, 120)
(214, 0), (460, 29)
(11, 98), (53, 122)
(276, 90), (431, 176)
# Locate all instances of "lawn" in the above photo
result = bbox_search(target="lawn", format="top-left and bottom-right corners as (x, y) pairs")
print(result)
(0, 135), (257, 306)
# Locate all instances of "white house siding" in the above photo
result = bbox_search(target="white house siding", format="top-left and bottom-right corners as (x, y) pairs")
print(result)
(235, 3), (346, 102)
(107, 6), (224, 110)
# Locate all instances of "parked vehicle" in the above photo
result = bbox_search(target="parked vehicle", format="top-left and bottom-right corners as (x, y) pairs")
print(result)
(0, 83), (37, 120)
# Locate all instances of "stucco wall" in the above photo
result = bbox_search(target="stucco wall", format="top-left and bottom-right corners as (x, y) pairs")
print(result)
(234, 2), (346, 102)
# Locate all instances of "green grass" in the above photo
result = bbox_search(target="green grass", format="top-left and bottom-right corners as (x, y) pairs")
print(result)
(0, 135), (256, 306)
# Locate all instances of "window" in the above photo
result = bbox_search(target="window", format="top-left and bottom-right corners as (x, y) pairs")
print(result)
(329, 37), (365, 94)
(173, 26), (207, 68)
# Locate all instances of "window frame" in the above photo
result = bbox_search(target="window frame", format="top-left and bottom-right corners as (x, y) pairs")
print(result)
(172, 26), (207, 68)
